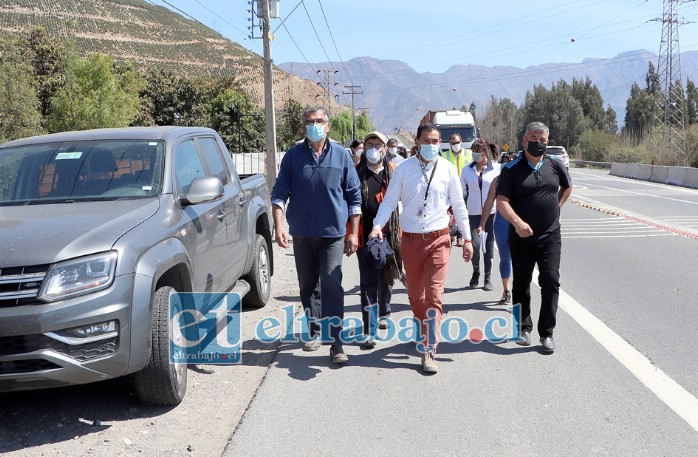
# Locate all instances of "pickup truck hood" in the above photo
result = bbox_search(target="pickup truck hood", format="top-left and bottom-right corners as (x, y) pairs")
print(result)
(0, 200), (160, 267)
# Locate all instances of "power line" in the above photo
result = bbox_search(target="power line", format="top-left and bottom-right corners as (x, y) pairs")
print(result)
(316, 0), (354, 87)
(281, 21), (318, 74)
(301, 1), (337, 72)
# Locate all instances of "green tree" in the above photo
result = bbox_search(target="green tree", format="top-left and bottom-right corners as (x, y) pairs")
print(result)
(548, 80), (585, 148)
(604, 105), (618, 134)
(0, 37), (43, 141)
(480, 96), (519, 149)
(209, 88), (265, 154)
(47, 52), (142, 132)
(622, 82), (656, 143)
(686, 78), (697, 125)
(571, 77), (605, 131)
(519, 81), (584, 148)
(355, 111), (373, 140)
(329, 110), (352, 144)
(138, 69), (214, 127)
(17, 27), (67, 120)
(277, 99), (306, 150)
(574, 129), (620, 162)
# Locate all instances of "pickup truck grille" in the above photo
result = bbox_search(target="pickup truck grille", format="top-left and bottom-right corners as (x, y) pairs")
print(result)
(0, 359), (61, 375)
(0, 334), (118, 362)
(0, 264), (49, 308)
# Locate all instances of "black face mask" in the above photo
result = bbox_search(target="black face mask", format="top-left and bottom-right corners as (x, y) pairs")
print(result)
(527, 141), (546, 157)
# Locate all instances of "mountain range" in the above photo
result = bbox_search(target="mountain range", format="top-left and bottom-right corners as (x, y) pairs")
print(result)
(2, 1), (696, 137)
(280, 50), (698, 134)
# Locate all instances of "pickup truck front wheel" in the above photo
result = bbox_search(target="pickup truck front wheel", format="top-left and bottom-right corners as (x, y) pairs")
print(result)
(243, 234), (271, 308)
(132, 285), (188, 406)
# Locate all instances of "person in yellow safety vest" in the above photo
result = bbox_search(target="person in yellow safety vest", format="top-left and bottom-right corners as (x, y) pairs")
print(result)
(441, 133), (472, 177)
(442, 133), (472, 246)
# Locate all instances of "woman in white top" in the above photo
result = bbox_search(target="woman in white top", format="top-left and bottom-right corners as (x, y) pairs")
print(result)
(460, 138), (501, 291)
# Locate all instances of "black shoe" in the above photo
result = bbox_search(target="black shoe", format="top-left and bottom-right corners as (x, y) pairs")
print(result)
(499, 290), (512, 305)
(516, 330), (532, 346)
(330, 345), (348, 364)
(469, 271), (480, 288)
(540, 337), (555, 353)
(483, 276), (493, 291)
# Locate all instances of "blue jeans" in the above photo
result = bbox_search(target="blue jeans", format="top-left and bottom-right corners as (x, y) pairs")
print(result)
(356, 246), (393, 336)
(493, 210), (512, 279)
(292, 237), (345, 347)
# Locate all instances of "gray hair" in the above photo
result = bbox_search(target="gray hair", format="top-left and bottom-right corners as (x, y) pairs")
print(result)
(303, 106), (329, 122)
(526, 121), (549, 134)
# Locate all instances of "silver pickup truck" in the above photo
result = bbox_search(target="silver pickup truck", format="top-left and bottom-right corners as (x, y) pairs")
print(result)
(0, 127), (273, 405)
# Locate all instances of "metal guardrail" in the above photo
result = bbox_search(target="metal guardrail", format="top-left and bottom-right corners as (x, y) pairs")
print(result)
(570, 160), (612, 169)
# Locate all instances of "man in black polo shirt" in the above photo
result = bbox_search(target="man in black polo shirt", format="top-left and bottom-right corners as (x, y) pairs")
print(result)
(496, 122), (572, 353)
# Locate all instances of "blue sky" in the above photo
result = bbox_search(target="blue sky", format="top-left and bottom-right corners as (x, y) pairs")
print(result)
(157, 0), (698, 73)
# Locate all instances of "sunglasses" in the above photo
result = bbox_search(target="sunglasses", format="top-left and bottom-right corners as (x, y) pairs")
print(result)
(534, 170), (543, 187)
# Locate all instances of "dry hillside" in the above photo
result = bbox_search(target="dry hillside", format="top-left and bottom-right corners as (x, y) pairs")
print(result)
(0, 0), (341, 112)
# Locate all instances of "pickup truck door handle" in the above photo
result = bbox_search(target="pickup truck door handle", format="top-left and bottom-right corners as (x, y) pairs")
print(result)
(238, 197), (247, 207)
(217, 211), (226, 221)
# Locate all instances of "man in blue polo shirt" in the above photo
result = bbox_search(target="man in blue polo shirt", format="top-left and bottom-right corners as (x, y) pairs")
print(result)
(496, 121), (572, 353)
(271, 106), (362, 364)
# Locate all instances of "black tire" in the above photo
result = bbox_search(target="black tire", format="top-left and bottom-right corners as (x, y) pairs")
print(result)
(132, 285), (188, 406)
(242, 234), (271, 308)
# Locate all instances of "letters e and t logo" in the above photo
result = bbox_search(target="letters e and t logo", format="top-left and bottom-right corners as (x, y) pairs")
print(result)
(169, 292), (242, 364)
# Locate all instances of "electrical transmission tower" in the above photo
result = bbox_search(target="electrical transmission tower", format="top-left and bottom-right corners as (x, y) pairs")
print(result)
(652, 0), (693, 165)
(316, 69), (339, 116)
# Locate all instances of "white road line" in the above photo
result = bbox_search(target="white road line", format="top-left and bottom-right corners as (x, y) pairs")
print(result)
(562, 233), (677, 239)
(578, 182), (698, 205)
(572, 170), (698, 195)
(560, 289), (698, 431)
(532, 276), (698, 432)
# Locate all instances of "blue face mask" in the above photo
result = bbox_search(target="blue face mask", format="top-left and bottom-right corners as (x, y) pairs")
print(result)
(306, 122), (326, 142)
(419, 144), (440, 161)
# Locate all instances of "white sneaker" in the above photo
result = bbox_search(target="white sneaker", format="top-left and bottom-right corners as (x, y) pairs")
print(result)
(421, 351), (438, 373)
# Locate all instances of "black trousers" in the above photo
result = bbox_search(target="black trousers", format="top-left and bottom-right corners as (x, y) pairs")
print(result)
(469, 214), (495, 276)
(292, 237), (345, 346)
(509, 228), (561, 338)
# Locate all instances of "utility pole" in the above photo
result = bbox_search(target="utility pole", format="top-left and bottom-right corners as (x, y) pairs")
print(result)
(343, 85), (363, 141)
(317, 69), (339, 116)
(651, 0), (693, 165)
(261, 0), (278, 190)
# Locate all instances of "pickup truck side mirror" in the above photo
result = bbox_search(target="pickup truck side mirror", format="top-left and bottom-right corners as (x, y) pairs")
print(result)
(180, 176), (224, 206)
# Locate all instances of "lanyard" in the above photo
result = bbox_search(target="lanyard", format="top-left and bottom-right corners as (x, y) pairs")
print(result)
(419, 158), (438, 204)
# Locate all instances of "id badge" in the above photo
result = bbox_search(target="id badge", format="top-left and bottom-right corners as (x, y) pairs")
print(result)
(375, 192), (384, 203)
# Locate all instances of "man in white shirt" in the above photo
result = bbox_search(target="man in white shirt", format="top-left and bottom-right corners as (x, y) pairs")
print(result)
(369, 123), (474, 374)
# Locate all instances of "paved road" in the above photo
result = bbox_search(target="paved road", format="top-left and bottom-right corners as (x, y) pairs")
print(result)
(222, 169), (698, 457)
(3, 169), (696, 456)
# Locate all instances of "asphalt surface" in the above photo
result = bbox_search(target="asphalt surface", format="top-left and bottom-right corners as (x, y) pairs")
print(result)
(222, 169), (698, 457)
(2, 169), (696, 456)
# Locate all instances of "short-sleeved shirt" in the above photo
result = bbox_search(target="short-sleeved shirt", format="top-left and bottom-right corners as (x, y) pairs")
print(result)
(496, 156), (571, 240)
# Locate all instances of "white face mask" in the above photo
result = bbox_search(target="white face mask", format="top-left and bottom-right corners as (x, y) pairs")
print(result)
(387, 147), (398, 156)
(451, 144), (462, 153)
(366, 147), (382, 164)
(472, 152), (483, 162)
(354, 148), (364, 156)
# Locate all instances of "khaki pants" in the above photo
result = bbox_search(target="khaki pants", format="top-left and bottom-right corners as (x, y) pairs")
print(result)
(401, 233), (451, 351)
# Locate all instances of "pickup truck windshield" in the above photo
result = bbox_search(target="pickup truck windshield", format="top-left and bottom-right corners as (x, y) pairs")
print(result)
(0, 140), (164, 206)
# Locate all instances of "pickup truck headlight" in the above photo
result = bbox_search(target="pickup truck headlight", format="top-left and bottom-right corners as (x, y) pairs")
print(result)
(38, 251), (118, 302)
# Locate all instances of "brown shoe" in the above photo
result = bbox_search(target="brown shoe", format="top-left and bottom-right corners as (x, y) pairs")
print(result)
(421, 350), (438, 373)
(456, 237), (464, 247)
